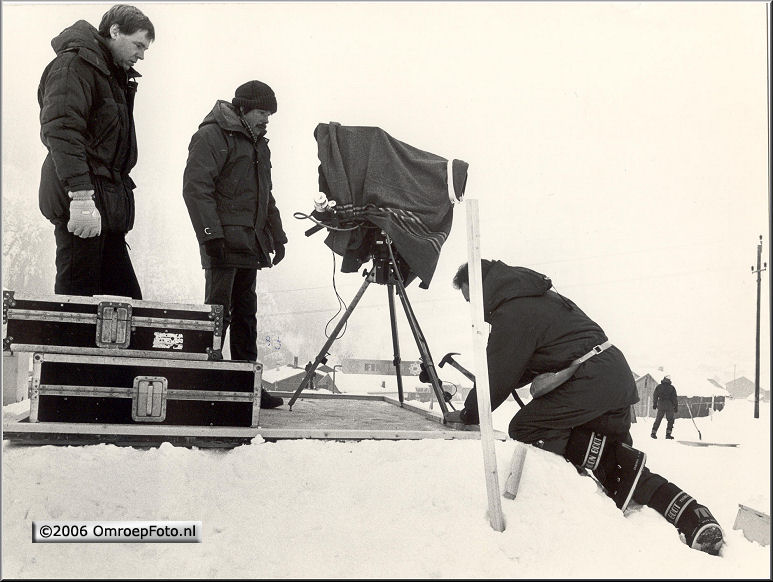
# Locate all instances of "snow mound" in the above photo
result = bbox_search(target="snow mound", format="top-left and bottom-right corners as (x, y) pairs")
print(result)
(1, 400), (769, 578)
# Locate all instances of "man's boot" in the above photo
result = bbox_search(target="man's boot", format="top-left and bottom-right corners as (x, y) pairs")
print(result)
(260, 390), (284, 409)
(651, 432), (657, 439)
(665, 434), (674, 440)
(649, 482), (724, 555)
(564, 430), (646, 512)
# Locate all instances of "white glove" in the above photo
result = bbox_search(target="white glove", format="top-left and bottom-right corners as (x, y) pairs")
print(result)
(67, 190), (101, 238)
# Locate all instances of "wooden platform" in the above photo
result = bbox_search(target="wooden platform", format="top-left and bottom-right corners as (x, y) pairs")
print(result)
(2, 391), (507, 447)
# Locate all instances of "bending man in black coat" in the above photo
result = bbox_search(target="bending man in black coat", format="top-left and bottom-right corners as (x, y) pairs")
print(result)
(651, 376), (678, 439)
(448, 259), (723, 555)
(183, 81), (287, 409)
(38, 5), (155, 299)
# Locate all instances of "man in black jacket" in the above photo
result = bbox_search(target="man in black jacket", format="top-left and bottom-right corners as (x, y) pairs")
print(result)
(652, 376), (678, 439)
(448, 259), (724, 554)
(182, 81), (287, 409)
(38, 5), (155, 299)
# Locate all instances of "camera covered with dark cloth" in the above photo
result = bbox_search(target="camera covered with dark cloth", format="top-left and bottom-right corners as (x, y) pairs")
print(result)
(309, 122), (468, 289)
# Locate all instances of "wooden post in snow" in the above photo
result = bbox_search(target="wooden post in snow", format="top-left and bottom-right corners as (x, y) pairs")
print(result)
(465, 198), (505, 532)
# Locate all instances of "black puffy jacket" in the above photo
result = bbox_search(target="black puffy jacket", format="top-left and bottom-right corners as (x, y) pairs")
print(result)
(38, 20), (139, 233)
(182, 101), (287, 269)
(653, 380), (678, 411)
(462, 260), (639, 422)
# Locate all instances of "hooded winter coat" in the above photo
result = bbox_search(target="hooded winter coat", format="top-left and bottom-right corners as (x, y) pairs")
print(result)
(38, 20), (139, 233)
(653, 379), (678, 411)
(461, 260), (639, 425)
(183, 101), (287, 269)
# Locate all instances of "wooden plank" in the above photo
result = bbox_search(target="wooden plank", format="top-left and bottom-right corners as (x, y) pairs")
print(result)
(255, 428), (487, 440)
(3, 418), (484, 442)
(273, 391), (386, 401)
(466, 198), (506, 532)
(503, 443), (528, 500)
(382, 396), (444, 422)
(382, 397), (509, 440)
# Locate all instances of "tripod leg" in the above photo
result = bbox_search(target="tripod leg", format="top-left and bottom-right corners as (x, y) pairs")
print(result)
(391, 274), (450, 416)
(387, 283), (405, 404)
(287, 268), (375, 410)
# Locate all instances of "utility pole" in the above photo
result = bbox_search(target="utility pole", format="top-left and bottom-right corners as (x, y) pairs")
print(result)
(751, 235), (767, 419)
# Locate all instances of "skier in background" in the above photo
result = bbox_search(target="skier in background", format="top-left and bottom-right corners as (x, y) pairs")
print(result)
(448, 259), (724, 555)
(651, 375), (679, 439)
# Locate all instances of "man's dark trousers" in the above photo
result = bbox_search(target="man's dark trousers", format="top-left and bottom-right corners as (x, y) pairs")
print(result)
(652, 406), (675, 436)
(205, 267), (258, 362)
(54, 224), (142, 299)
(510, 402), (669, 506)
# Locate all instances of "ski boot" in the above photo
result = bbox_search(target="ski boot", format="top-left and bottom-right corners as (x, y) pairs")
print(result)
(564, 430), (646, 512)
(608, 442), (647, 511)
(650, 483), (724, 555)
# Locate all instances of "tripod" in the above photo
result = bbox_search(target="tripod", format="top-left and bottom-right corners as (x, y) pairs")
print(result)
(287, 234), (453, 418)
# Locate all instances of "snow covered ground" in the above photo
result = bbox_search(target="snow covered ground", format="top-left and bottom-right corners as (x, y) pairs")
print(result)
(1, 398), (769, 579)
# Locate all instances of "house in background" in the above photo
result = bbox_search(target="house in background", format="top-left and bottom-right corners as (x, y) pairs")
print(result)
(332, 371), (402, 397)
(632, 370), (662, 419)
(342, 358), (423, 377)
(337, 358), (425, 400)
(725, 376), (769, 402)
(261, 361), (340, 394)
(632, 367), (728, 419)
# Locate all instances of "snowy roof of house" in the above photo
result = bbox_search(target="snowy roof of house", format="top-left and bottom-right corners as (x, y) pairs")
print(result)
(333, 373), (403, 394)
(262, 365), (324, 383)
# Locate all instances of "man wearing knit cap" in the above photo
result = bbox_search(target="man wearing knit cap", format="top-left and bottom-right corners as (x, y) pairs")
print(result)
(183, 80), (287, 409)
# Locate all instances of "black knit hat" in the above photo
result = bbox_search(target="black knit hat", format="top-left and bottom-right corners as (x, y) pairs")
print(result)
(232, 80), (277, 114)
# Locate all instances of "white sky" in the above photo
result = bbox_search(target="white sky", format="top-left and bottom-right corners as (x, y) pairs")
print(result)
(1, 1), (770, 386)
